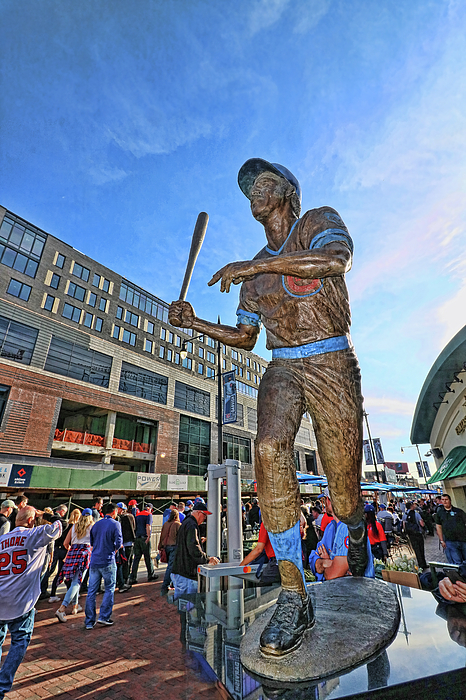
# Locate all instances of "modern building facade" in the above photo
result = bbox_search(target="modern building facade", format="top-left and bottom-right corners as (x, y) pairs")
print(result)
(0, 205), (319, 498)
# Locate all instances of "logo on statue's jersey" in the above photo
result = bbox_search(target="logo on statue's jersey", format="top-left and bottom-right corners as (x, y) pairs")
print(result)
(344, 536), (349, 549)
(282, 275), (323, 297)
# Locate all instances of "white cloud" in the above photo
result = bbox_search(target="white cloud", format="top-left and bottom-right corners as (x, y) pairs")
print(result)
(294, 0), (331, 34)
(435, 282), (466, 347)
(364, 396), (415, 417)
(248, 0), (290, 36)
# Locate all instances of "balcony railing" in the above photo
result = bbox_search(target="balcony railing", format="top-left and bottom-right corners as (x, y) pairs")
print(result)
(54, 429), (153, 454)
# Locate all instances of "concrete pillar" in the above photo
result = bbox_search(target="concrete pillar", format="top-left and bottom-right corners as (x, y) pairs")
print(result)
(225, 459), (243, 564)
(102, 411), (117, 465)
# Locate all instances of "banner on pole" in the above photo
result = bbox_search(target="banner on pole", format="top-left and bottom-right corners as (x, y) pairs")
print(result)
(363, 440), (373, 465)
(416, 461), (431, 478)
(373, 438), (385, 464)
(223, 370), (237, 424)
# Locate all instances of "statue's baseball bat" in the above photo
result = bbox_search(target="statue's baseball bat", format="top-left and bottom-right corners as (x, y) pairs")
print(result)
(179, 212), (209, 301)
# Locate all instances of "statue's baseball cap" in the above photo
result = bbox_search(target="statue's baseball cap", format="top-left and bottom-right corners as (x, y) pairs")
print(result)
(238, 158), (302, 203)
(192, 502), (212, 515)
(1, 499), (15, 508)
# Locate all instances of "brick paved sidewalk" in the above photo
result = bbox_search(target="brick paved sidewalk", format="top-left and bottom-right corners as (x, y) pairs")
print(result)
(4, 572), (231, 700)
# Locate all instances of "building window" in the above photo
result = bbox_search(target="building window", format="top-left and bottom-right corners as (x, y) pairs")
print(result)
(0, 384), (10, 424)
(88, 292), (97, 307)
(207, 351), (215, 364)
(168, 331), (174, 343)
(72, 263), (90, 282)
(247, 370), (251, 380)
(167, 348), (172, 362)
(113, 325), (121, 339)
(67, 281), (86, 302)
(186, 342), (193, 353)
(83, 312), (93, 328)
(174, 381), (210, 417)
(145, 339), (153, 353)
(159, 346), (165, 359)
(92, 273), (100, 287)
(206, 337), (215, 348)
(238, 367), (243, 377)
(232, 364), (238, 374)
(7, 279), (31, 301)
(55, 253), (65, 269)
(119, 280), (169, 322)
(246, 357), (250, 367)
(95, 317), (103, 332)
(174, 352), (180, 364)
(232, 350), (238, 360)
(177, 415), (211, 476)
(175, 336), (181, 347)
(223, 434), (251, 464)
(0, 316), (38, 365)
(0, 214), (46, 279)
(182, 357), (192, 370)
(99, 298), (107, 312)
(119, 361), (168, 404)
(50, 273), (60, 289)
(62, 303), (81, 323)
(206, 367), (214, 378)
(198, 363), (204, 374)
(102, 278), (110, 293)
(124, 310), (139, 327)
(116, 306), (123, 320)
(44, 336), (112, 386)
(122, 329), (136, 346)
(222, 359), (226, 370)
(237, 380), (258, 398)
(199, 347), (204, 359)
(160, 328), (166, 340)
(44, 294), (55, 311)
(147, 321), (154, 335)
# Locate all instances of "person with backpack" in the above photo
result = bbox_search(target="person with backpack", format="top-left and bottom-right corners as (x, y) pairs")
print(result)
(403, 501), (427, 570)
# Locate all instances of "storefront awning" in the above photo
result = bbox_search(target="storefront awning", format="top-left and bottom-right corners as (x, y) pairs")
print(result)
(427, 446), (466, 484)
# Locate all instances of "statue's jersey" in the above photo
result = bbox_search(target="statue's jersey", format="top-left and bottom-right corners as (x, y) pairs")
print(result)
(236, 207), (353, 350)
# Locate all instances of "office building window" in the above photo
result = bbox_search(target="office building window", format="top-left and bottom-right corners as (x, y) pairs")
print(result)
(159, 346), (165, 359)
(206, 337), (214, 348)
(145, 339), (153, 353)
(223, 434), (251, 464)
(174, 381), (210, 417)
(102, 278), (110, 293)
(237, 380), (258, 398)
(167, 348), (172, 362)
(186, 342), (193, 353)
(199, 347), (204, 359)
(62, 303), (81, 323)
(174, 352), (180, 364)
(0, 316), (38, 365)
(125, 310), (138, 327)
(44, 336), (112, 386)
(55, 253), (65, 268)
(247, 370), (251, 380)
(182, 357), (192, 370)
(119, 361), (168, 404)
(122, 329), (136, 346)
(67, 281), (86, 302)
(177, 414), (211, 476)
(246, 357), (250, 367)
(92, 273), (100, 287)
(232, 350), (238, 360)
(50, 273), (60, 289)
(83, 312), (93, 328)
(0, 384), (10, 424)
(222, 359), (226, 370)
(7, 279), (31, 301)
(116, 306), (123, 320)
(95, 317), (103, 332)
(119, 280), (169, 322)
(207, 351), (215, 364)
(72, 263), (90, 282)
(175, 336), (181, 347)
(113, 325), (120, 339)
(0, 214), (46, 279)
(88, 292), (97, 307)
(147, 321), (154, 335)
(44, 294), (55, 311)
(198, 363), (204, 374)
(206, 367), (214, 378)
(160, 328), (166, 340)
(99, 298), (107, 312)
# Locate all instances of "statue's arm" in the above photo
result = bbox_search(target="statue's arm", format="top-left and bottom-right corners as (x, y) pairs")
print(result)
(168, 300), (259, 351)
(208, 243), (351, 293)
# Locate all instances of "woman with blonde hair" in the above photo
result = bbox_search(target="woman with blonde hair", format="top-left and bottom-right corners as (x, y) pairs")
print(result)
(48, 508), (81, 603)
(55, 509), (94, 622)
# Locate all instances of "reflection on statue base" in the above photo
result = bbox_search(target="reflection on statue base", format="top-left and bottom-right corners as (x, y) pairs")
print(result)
(240, 578), (400, 684)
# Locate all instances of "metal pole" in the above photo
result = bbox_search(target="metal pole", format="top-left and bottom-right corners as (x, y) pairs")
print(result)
(225, 459), (243, 564)
(363, 410), (382, 483)
(206, 463), (222, 559)
(414, 444), (428, 486)
(217, 317), (223, 465)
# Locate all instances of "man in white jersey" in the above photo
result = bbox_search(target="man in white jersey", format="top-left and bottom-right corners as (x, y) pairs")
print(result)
(0, 506), (62, 698)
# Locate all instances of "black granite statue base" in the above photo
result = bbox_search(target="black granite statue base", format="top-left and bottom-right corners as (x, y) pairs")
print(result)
(240, 578), (400, 684)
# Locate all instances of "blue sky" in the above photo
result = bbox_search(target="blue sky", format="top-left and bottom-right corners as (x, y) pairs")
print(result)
(2, 0), (466, 474)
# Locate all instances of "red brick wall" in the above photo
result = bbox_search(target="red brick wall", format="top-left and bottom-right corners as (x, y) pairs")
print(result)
(0, 363), (180, 473)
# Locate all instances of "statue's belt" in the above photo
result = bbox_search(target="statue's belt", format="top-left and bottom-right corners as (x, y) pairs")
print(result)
(272, 335), (350, 360)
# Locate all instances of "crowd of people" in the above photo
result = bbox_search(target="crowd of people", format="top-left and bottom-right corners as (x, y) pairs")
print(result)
(1, 489), (465, 698)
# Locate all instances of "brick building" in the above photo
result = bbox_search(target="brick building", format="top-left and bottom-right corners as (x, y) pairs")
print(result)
(0, 206), (318, 499)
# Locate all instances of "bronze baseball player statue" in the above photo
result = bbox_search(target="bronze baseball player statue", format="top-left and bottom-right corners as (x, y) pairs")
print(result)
(169, 158), (367, 657)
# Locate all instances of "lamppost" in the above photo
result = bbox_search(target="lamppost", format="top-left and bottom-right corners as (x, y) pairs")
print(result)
(400, 444), (428, 485)
(363, 410), (382, 483)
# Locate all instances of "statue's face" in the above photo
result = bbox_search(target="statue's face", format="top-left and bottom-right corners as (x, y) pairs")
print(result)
(250, 172), (288, 221)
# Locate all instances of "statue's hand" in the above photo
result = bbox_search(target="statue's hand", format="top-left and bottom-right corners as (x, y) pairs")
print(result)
(208, 261), (256, 293)
(168, 300), (195, 328)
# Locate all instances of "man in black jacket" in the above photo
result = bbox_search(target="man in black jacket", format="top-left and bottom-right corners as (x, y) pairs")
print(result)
(171, 503), (219, 596)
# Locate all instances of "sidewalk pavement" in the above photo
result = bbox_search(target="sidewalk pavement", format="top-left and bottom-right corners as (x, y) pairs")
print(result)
(4, 567), (230, 700)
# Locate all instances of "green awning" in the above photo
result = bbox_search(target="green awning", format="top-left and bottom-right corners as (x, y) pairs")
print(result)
(427, 446), (466, 484)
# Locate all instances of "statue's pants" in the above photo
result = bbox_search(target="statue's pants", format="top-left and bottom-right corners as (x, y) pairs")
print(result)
(255, 348), (364, 594)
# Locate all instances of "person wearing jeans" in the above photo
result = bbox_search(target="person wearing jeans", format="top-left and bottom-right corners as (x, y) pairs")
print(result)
(55, 509), (94, 622)
(84, 503), (123, 629)
(159, 510), (181, 594)
(0, 506), (62, 698)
